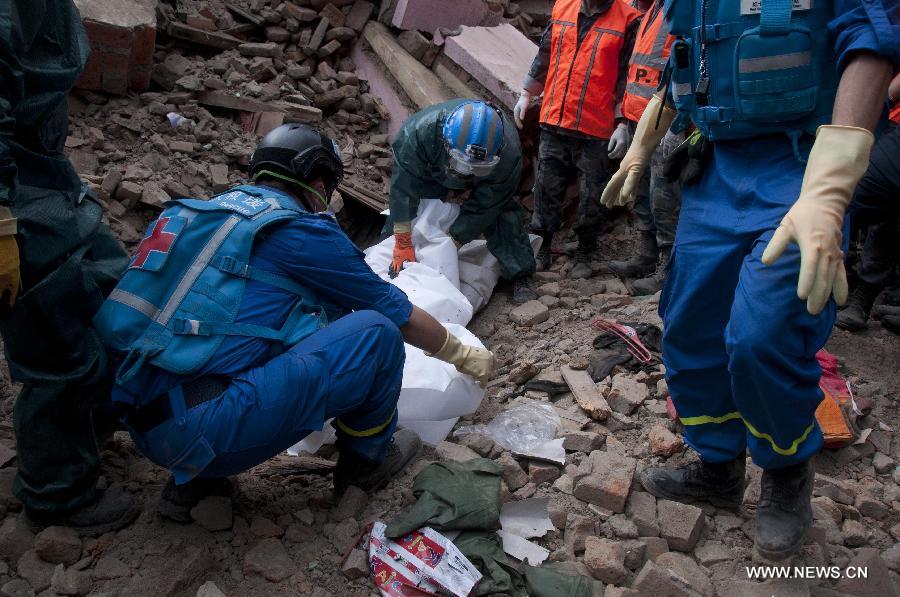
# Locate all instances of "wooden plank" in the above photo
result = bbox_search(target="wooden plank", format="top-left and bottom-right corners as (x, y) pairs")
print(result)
(198, 91), (285, 113)
(561, 366), (611, 422)
(250, 454), (335, 478)
(224, 1), (266, 25)
(362, 21), (453, 110)
(167, 22), (242, 50)
(338, 181), (388, 212)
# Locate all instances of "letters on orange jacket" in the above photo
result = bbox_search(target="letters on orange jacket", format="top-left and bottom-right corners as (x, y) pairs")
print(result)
(622, 2), (675, 122)
(539, 0), (641, 139)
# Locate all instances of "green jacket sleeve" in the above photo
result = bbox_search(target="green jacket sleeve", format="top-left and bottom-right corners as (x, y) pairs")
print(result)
(389, 112), (450, 224)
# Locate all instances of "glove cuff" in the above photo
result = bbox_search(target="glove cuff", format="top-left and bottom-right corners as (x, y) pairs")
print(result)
(393, 221), (411, 234)
(0, 212), (16, 237)
(429, 328), (464, 367)
(804, 125), (875, 209)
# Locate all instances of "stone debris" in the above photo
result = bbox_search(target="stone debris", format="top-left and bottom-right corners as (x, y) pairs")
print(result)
(33, 527), (81, 566)
(561, 366), (611, 422)
(606, 374), (649, 415)
(196, 581), (226, 597)
(583, 536), (627, 585)
(573, 451), (636, 513)
(648, 424), (683, 458)
(657, 500), (705, 552)
(331, 485), (369, 521)
(190, 496), (233, 532)
(243, 538), (296, 583)
(510, 301), (550, 326)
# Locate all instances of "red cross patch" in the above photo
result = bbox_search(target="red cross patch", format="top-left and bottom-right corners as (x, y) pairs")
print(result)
(130, 216), (186, 271)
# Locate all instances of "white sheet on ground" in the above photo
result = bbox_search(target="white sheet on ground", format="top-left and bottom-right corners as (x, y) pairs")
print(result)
(290, 199), (523, 453)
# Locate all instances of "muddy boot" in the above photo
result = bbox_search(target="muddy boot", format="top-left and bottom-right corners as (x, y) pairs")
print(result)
(631, 247), (671, 296)
(333, 429), (422, 495)
(536, 233), (553, 272)
(640, 456), (745, 508)
(875, 304), (900, 334)
(609, 231), (658, 278)
(569, 233), (596, 279)
(835, 281), (880, 332)
(755, 460), (814, 561)
(25, 486), (140, 537)
(512, 275), (539, 304)
(158, 476), (235, 524)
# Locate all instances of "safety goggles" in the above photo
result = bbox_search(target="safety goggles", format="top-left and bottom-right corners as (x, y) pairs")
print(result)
(447, 147), (500, 179)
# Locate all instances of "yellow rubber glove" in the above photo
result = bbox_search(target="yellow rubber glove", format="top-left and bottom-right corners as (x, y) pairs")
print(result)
(762, 125), (875, 315)
(0, 207), (20, 311)
(600, 95), (676, 208)
(389, 221), (416, 278)
(430, 328), (496, 387)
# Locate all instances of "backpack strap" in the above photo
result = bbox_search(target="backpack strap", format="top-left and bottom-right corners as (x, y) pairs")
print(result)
(210, 255), (318, 303)
(760, 0), (793, 36)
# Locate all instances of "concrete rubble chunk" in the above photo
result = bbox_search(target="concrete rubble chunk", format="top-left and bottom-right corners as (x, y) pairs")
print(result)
(573, 451), (636, 513)
(250, 516), (284, 539)
(190, 496), (233, 532)
(332, 486), (368, 521)
(435, 441), (480, 463)
(562, 431), (605, 453)
(632, 560), (702, 597)
(656, 500), (705, 552)
(656, 552), (713, 597)
(92, 556), (130, 580)
(561, 366), (611, 422)
(510, 300), (550, 326)
(209, 164), (230, 193)
(17, 550), (55, 592)
(497, 453), (529, 491)
(606, 374), (649, 415)
(625, 491), (659, 537)
(362, 22), (453, 110)
(346, 0), (375, 31)
(196, 581), (226, 597)
(341, 549), (368, 579)
(1, 579), (34, 597)
(648, 424), (683, 458)
(528, 462), (560, 485)
(243, 538), (296, 582)
(0, 518), (35, 565)
(50, 564), (92, 596)
(73, 0), (157, 95)
(34, 527), (81, 566)
(392, 0), (502, 32)
(397, 30), (431, 61)
(443, 24), (538, 109)
(584, 537), (627, 585)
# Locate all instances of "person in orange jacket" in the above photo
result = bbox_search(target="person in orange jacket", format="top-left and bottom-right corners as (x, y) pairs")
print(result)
(608, 0), (684, 295)
(514, 0), (641, 279)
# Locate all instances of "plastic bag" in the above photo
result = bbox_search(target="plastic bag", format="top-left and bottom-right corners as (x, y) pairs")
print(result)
(454, 400), (560, 454)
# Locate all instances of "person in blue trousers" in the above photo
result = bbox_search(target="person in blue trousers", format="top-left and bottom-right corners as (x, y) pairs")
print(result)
(93, 125), (495, 520)
(601, 0), (898, 560)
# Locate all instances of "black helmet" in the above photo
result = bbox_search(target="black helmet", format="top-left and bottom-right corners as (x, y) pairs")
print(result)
(249, 124), (344, 197)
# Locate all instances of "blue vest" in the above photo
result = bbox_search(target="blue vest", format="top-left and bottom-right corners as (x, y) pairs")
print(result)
(94, 186), (328, 388)
(664, 0), (837, 141)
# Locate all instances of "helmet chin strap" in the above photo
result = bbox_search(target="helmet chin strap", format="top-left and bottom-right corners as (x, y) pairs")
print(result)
(252, 169), (327, 211)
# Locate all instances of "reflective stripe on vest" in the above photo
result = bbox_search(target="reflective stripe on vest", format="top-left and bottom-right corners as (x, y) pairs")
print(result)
(622, 2), (675, 122)
(540, 0), (641, 139)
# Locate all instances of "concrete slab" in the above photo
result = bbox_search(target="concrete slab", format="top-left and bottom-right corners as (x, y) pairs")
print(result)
(391, 0), (502, 33)
(350, 38), (411, 140)
(442, 24), (538, 110)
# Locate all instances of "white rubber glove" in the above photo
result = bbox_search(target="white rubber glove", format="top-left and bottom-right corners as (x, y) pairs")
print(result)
(761, 125), (874, 315)
(600, 95), (676, 208)
(607, 122), (631, 159)
(513, 91), (531, 130)
(430, 328), (496, 387)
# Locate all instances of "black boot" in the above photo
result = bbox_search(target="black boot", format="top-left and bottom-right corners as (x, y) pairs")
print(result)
(755, 460), (814, 561)
(158, 476), (235, 524)
(631, 247), (671, 296)
(333, 429), (422, 495)
(875, 304), (900, 335)
(640, 456), (745, 508)
(536, 233), (553, 272)
(609, 231), (658, 278)
(512, 275), (539, 304)
(835, 281), (880, 332)
(25, 486), (140, 537)
(569, 233), (597, 279)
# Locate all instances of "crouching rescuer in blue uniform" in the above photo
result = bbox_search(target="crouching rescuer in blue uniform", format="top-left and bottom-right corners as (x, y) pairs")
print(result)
(93, 124), (495, 520)
(601, 0), (898, 560)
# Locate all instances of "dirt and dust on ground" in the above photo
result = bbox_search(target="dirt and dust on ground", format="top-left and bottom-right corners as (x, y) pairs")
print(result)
(0, 0), (899, 596)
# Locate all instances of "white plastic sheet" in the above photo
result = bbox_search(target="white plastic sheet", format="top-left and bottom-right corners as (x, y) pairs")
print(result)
(291, 200), (511, 453)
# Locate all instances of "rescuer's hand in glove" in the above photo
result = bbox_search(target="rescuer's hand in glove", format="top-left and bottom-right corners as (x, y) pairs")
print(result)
(0, 208), (19, 314)
(607, 122), (631, 159)
(762, 125), (874, 316)
(430, 328), (496, 387)
(389, 222), (416, 278)
(600, 95), (676, 208)
(513, 91), (531, 130)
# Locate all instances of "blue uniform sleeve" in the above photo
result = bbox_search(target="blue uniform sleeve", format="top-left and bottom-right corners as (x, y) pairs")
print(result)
(830, 0), (900, 73)
(264, 217), (414, 328)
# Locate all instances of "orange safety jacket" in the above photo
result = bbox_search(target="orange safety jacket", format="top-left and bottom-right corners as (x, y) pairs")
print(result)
(621, 2), (675, 122)
(540, 0), (641, 139)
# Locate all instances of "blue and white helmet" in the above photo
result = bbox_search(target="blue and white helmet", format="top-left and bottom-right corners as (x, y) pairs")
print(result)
(442, 101), (505, 179)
